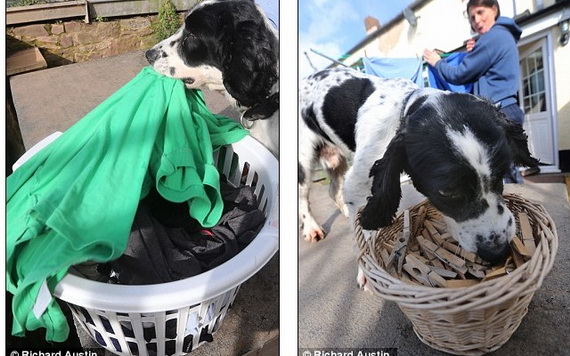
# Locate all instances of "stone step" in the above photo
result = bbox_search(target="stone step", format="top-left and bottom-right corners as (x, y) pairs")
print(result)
(7, 47), (47, 76)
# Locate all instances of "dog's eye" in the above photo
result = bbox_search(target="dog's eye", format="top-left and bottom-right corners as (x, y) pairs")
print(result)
(438, 189), (460, 199)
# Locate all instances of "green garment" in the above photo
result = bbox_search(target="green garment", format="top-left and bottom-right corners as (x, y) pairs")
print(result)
(7, 66), (248, 341)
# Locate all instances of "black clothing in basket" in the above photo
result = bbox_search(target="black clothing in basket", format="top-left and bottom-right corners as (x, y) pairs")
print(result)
(100, 179), (265, 285)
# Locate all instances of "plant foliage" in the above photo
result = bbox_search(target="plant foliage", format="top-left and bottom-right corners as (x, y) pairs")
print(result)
(153, 0), (181, 41)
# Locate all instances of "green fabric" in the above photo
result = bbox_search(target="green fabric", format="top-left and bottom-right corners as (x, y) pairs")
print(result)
(7, 66), (248, 341)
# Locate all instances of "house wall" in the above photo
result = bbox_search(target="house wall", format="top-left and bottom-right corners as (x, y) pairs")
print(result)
(517, 0), (537, 13)
(530, 0), (558, 12)
(507, 0), (558, 14)
(7, 16), (161, 67)
(344, 0), (471, 66)
(552, 25), (570, 150)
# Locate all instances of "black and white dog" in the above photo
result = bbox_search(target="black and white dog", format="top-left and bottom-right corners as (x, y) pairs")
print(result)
(145, 0), (279, 157)
(299, 67), (537, 273)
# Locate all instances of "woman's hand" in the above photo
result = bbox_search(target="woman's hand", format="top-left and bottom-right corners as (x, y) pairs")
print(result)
(466, 38), (476, 52)
(423, 49), (441, 67)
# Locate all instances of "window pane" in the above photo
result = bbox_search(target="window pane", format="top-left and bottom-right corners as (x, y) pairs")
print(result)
(521, 59), (530, 78)
(539, 92), (546, 112)
(524, 97), (531, 114)
(523, 77), (530, 96)
(519, 46), (547, 115)
(537, 69), (545, 92)
(528, 54), (536, 73)
(535, 51), (544, 71)
(531, 72), (539, 94)
(531, 94), (539, 114)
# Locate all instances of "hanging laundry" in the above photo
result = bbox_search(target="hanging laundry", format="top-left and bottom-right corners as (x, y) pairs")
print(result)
(426, 52), (473, 93)
(363, 57), (424, 87)
(6, 67), (248, 342)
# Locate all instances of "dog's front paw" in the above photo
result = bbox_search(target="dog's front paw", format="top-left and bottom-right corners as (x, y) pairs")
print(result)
(301, 219), (326, 242)
(356, 267), (373, 293)
(338, 203), (349, 218)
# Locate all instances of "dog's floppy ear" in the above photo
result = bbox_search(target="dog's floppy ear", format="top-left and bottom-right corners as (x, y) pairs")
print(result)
(221, 7), (278, 108)
(499, 116), (539, 168)
(359, 130), (406, 230)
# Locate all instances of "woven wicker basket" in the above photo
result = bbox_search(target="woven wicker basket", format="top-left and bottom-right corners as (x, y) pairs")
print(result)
(355, 194), (558, 356)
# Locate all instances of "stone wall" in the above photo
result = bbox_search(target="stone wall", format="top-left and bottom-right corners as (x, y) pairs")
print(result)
(7, 15), (173, 67)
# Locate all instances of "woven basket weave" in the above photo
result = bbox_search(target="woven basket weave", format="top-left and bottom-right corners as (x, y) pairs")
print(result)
(355, 194), (558, 356)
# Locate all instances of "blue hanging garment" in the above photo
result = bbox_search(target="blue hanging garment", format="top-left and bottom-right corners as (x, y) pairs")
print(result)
(427, 52), (473, 93)
(363, 57), (424, 87)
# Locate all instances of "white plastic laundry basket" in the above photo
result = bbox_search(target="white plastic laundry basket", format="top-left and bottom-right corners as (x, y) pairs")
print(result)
(15, 134), (278, 356)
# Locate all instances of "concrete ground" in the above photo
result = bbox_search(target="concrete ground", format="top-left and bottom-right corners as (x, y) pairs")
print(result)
(299, 177), (570, 355)
(7, 51), (278, 356)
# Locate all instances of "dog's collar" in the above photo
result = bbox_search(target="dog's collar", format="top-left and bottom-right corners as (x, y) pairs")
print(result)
(240, 92), (279, 129)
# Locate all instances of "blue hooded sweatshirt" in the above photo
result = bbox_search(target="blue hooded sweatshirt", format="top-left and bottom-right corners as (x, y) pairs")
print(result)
(433, 16), (522, 107)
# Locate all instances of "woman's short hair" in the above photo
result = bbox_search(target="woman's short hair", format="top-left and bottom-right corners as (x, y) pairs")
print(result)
(466, 0), (501, 19)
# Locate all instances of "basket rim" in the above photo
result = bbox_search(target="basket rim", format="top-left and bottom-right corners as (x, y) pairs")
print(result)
(53, 136), (279, 313)
(356, 193), (558, 313)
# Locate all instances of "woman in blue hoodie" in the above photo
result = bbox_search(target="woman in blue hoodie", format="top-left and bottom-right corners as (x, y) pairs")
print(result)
(424, 0), (522, 122)
(423, 0), (529, 182)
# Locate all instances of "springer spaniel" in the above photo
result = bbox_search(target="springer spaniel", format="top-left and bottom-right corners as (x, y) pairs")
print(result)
(299, 68), (537, 281)
(145, 0), (279, 157)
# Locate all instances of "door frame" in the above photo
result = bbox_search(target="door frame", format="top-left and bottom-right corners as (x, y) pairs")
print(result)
(518, 30), (560, 173)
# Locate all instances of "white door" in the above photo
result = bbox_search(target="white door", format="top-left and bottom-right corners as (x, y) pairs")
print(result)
(519, 38), (557, 168)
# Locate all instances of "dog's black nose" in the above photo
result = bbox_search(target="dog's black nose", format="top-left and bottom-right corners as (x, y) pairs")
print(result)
(145, 48), (160, 64)
(477, 241), (510, 265)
